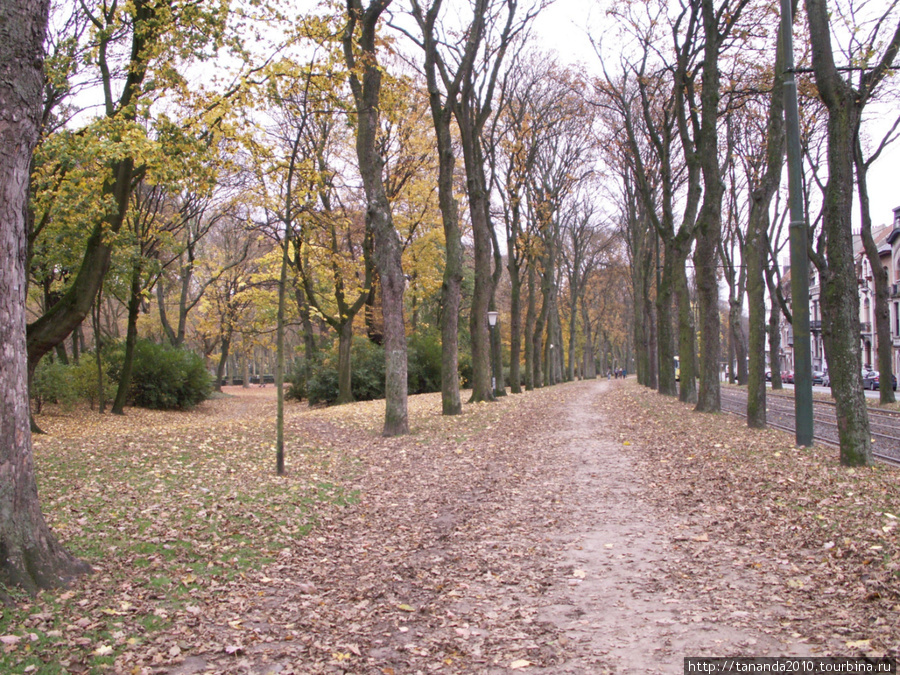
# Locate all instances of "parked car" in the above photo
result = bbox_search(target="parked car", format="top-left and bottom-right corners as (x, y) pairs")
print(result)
(863, 370), (897, 391)
(782, 370), (794, 384)
(812, 370), (828, 386)
(765, 370), (772, 382)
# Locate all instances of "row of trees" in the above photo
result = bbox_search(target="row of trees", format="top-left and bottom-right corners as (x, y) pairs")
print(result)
(2, 0), (628, 592)
(6, 0), (895, 597)
(596, 0), (899, 467)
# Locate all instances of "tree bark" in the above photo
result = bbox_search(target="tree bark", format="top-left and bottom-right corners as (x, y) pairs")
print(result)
(411, 0), (467, 413)
(524, 259), (537, 390)
(693, 0), (724, 414)
(343, 0), (408, 435)
(746, 12), (788, 427)
(336, 320), (355, 405)
(111, 258), (142, 415)
(805, 0), (884, 464)
(676, 264), (697, 403)
(0, 0), (92, 595)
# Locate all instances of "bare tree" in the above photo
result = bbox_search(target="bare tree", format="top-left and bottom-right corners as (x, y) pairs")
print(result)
(804, 0), (900, 464)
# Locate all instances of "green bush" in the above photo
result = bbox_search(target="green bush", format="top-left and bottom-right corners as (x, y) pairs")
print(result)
(407, 328), (442, 394)
(31, 359), (77, 413)
(71, 354), (114, 410)
(305, 336), (386, 405)
(286, 357), (309, 401)
(127, 340), (211, 410)
(350, 336), (386, 401)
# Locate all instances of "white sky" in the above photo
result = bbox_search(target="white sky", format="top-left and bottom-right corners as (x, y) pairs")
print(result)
(532, 0), (900, 231)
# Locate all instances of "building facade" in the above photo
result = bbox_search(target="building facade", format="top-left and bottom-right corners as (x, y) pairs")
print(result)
(779, 206), (900, 378)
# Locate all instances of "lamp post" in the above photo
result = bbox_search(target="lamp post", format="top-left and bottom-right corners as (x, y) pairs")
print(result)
(488, 311), (499, 395)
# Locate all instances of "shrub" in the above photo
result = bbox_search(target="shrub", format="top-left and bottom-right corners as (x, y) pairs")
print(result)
(407, 328), (442, 394)
(70, 354), (114, 411)
(286, 357), (309, 401)
(306, 336), (385, 405)
(127, 340), (211, 410)
(31, 359), (77, 413)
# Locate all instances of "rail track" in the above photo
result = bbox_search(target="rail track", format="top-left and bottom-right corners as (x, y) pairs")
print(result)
(719, 387), (900, 466)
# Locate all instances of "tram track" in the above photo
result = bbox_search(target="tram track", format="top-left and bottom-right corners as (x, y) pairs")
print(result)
(719, 387), (900, 466)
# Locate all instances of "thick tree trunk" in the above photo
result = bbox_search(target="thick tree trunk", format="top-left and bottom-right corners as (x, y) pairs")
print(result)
(806, 0), (873, 464)
(438, 172), (463, 412)
(1, 0), (92, 594)
(460, 133), (493, 403)
(693, 0), (723, 414)
(746, 208), (769, 427)
(215, 334), (230, 394)
(746, 12), (787, 428)
(336, 320), (354, 405)
(676, 264), (697, 404)
(656, 240), (677, 396)
(343, 0), (408, 435)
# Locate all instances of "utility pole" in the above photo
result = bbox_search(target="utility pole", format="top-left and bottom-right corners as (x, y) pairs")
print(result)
(781, 0), (814, 446)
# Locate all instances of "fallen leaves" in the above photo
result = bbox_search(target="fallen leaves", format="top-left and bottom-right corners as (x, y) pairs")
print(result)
(611, 382), (900, 657)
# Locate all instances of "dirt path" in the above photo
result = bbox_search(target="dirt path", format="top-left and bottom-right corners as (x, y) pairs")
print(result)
(532, 379), (812, 673)
(154, 378), (825, 674)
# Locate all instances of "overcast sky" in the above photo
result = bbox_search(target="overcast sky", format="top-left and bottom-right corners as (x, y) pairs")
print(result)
(533, 0), (900, 231)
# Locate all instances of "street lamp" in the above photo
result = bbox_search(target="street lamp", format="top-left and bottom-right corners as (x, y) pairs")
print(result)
(487, 311), (499, 394)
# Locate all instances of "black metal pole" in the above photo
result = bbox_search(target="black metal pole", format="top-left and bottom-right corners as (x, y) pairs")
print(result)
(781, 0), (814, 446)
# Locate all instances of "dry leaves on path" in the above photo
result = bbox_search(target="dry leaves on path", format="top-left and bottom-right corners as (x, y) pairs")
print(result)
(4, 379), (898, 675)
(606, 382), (900, 658)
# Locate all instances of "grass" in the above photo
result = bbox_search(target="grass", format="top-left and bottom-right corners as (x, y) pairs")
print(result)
(0, 395), (360, 674)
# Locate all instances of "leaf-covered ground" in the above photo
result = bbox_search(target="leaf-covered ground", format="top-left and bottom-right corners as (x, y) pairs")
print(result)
(0, 379), (897, 673)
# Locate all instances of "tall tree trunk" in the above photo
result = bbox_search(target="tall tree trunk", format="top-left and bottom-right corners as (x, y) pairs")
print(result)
(215, 333), (230, 394)
(764, 262), (786, 390)
(0, 0), (92, 593)
(693, 0), (724, 413)
(276, 233), (289, 475)
(508, 259), (522, 393)
(746, 209), (769, 427)
(533, 263), (549, 389)
(656, 240), (677, 396)
(676, 264), (697, 403)
(460, 128), (493, 403)
(567, 290), (577, 382)
(343, 0), (408, 435)
(111, 259), (143, 415)
(746, 11), (787, 427)
(524, 260), (537, 391)
(336, 320), (355, 405)
(580, 291), (596, 379)
(806, 0), (877, 464)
